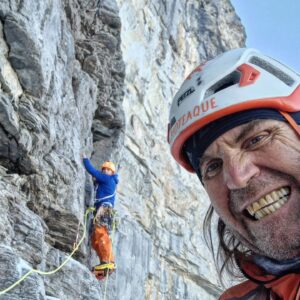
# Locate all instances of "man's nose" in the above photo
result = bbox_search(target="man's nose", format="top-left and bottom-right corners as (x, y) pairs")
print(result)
(223, 153), (260, 190)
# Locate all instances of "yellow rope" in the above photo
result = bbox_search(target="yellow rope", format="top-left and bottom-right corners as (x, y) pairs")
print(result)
(0, 207), (96, 296)
(103, 210), (117, 300)
(73, 216), (82, 250)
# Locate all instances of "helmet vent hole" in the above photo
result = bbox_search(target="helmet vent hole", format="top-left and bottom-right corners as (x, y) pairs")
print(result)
(204, 71), (240, 98)
(249, 56), (295, 86)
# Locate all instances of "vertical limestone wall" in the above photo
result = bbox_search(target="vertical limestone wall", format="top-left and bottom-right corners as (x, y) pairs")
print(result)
(112, 0), (245, 299)
(0, 0), (245, 299)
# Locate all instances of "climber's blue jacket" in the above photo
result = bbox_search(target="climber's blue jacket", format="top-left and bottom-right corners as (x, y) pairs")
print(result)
(83, 158), (119, 208)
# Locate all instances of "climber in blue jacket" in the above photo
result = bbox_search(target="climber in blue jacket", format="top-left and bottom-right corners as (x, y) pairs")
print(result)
(83, 158), (119, 277)
(83, 158), (119, 209)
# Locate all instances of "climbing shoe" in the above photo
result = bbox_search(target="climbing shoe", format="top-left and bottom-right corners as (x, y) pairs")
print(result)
(92, 262), (115, 280)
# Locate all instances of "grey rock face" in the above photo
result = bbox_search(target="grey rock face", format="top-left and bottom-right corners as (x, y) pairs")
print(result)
(0, 0), (124, 299)
(0, 0), (245, 299)
(0, 246), (46, 300)
(113, 0), (245, 299)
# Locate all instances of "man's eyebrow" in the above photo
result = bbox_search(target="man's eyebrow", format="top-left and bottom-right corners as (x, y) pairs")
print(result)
(234, 120), (263, 144)
(199, 120), (267, 168)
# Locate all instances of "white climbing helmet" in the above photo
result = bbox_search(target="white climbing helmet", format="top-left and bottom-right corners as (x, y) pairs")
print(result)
(168, 48), (300, 172)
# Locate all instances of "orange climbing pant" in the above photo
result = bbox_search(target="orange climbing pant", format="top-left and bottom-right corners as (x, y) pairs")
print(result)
(91, 225), (114, 263)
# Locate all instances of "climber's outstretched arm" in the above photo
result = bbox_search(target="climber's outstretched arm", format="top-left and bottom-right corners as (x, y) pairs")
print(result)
(83, 158), (101, 177)
(83, 158), (111, 183)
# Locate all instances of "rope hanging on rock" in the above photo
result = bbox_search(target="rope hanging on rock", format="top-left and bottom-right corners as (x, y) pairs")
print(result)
(0, 207), (96, 296)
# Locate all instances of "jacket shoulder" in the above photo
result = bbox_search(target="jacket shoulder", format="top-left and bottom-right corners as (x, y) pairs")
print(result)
(219, 280), (259, 300)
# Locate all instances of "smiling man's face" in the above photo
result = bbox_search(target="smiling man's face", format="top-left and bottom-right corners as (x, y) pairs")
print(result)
(200, 119), (300, 260)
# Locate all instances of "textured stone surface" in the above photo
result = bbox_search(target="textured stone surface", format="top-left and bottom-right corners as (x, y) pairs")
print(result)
(0, 246), (46, 300)
(0, 0), (123, 298)
(0, 0), (245, 299)
(112, 0), (246, 299)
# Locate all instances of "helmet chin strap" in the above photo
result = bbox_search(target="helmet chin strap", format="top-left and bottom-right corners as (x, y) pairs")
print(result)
(279, 111), (300, 137)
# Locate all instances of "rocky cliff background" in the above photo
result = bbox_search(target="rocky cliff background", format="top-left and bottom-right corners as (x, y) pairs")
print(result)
(0, 0), (245, 299)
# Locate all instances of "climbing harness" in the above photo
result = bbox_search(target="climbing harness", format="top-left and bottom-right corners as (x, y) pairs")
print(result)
(94, 191), (116, 204)
(0, 207), (95, 296)
(93, 206), (118, 232)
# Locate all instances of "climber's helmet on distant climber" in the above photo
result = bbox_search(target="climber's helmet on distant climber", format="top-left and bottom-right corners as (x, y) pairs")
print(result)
(101, 161), (116, 174)
(167, 48), (300, 179)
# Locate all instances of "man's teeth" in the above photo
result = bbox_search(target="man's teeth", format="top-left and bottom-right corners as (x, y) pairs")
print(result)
(246, 187), (290, 220)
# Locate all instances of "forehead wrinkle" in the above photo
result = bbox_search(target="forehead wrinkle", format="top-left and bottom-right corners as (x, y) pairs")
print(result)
(200, 120), (267, 167)
(200, 119), (277, 168)
(234, 120), (267, 144)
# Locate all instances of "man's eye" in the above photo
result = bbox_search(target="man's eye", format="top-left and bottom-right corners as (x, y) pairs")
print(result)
(249, 135), (264, 145)
(244, 133), (269, 149)
(203, 160), (222, 179)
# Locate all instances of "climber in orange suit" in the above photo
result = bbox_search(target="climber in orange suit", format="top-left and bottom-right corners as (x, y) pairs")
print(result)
(91, 212), (114, 263)
(83, 158), (118, 278)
